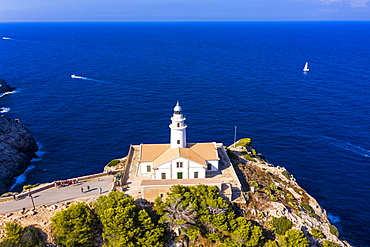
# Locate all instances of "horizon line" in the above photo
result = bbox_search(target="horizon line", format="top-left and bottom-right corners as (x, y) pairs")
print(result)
(1, 20), (370, 24)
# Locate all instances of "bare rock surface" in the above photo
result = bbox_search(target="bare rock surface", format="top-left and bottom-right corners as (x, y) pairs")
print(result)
(0, 115), (38, 195)
(0, 79), (16, 94)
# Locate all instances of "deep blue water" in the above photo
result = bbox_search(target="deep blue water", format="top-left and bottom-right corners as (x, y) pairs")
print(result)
(1, 22), (369, 246)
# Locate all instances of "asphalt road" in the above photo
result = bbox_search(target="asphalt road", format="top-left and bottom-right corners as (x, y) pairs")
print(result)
(0, 175), (113, 214)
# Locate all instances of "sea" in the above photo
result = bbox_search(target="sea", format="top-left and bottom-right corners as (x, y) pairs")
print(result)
(0, 22), (369, 246)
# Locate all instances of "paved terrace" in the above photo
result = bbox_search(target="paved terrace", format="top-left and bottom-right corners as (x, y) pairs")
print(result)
(122, 144), (243, 201)
(0, 174), (114, 215)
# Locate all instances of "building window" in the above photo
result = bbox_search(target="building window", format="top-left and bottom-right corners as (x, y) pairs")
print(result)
(177, 123), (180, 127)
(161, 173), (166, 179)
(146, 165), (151, 172)
(177, 172), (183, 179)
(176, 162), (183, 168)
(194, 172), (199, 178)
(177, 140), (180, 144)
(160, 193), (164, 198)
(207, 163), (212, 170)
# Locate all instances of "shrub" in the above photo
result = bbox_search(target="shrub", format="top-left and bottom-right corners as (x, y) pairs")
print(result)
(329, 225), (339, 237)
(231, 217), (263, 246)
(107, 159), (120, 167)
(184, 226), (201, 241)
(206, 232), (222, 242)
(51, 202), (95, 246)
(271, 217), (293, 235)
(277, 229), (309, 247)
(244, 154), (255, 161)
(286, 193), (295, 200)
(22, 184), (40, 191)
(300, 203), (313, 213)
(269, 194), (278, 201)
(270, 183), (278, 191)
(0, 222), (45, 247)
(282, 170), (292, 180)
(235, 138), (252, 147)
(264, 240), (279, 247)
(251, 148), (257, 156)
(322, 240), (339, 247)
(310, 228), (324, 239)
(94, 191), (164, 246)
(248, 180), (258, 188)
(288, 201), (298, 210)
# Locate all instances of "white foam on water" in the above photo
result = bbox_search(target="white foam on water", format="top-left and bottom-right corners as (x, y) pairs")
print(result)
(0, 90), (17, 98)
(9, 165), (36, 191)
(71, 74), (117, 86)
(327, 212), (341, 224)
(32, 142), (46, 162)
(321, 135), (370, 158)
(0, 107), (10, 113)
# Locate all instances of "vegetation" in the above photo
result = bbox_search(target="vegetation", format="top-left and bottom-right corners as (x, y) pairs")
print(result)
(22, 184), (40, 191)
(281, 171), (292, 180)
(0, 222), (45, 247)
(94, 191), (164, 246)
(310, 228), (324, 239)
(226, 148), (237, 159)
(329, 224), (339, 237)
(235, 138), (252, 147)
(286, 193), (295, 200)
(1, 181), (344, 246)
(271, 217), (293, 235)
(276, 229), (309, 247)
(155, 184), (264, 246)
(248, 180), (259, 188)
(244, 153), (255, 161)
(107, 159), (120, 167)
(51, 202), (95, 246)
(322, 240), (340, 247)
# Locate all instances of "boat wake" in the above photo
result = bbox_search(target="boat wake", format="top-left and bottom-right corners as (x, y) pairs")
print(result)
(70, 74), (117, 86)
(299, 133), (370, 158)
(0, 107), (10, 113)
(2, 37), (11, 40)
(321, 135), (370, 158)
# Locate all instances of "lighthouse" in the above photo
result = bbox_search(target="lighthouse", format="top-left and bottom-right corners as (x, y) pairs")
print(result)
(169, 101), (187, 148)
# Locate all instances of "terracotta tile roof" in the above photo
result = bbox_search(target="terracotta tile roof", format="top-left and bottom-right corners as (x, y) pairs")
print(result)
(139, 144), (170, 162)
(140, 178), (223, 187)
(139, 142), (219, 167)
(188, 142), (220, 160)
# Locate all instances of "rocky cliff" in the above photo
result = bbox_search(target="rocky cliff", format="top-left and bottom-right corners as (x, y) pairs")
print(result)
(228, 138), (351, 246)
(0, 115), (38, 195)
(0, 79), (16, 94)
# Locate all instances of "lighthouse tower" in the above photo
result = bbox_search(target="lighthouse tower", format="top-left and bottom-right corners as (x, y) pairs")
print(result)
(169, 101), (187, 148)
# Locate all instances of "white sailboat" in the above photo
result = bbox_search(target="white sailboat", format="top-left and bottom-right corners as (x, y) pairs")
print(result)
(303, 62), (309, 72)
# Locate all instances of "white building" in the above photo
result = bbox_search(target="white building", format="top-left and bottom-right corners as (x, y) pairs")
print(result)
(138, 102), (220, 180)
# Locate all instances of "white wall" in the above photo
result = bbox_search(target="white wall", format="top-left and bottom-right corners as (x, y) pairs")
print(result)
(206, 160), (219, 172)
(155, 158), (206, 179)
(139, 162), (153, 176)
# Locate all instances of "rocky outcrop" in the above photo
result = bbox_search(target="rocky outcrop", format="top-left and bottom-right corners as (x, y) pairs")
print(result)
(0, 116), (38, 195)
(0, 79), (16, 94)
(229, 139), (351, 246)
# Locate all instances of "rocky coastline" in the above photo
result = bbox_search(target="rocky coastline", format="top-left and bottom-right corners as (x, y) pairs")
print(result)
(0, 115), (38, 195)
(0, 79), (16, 94)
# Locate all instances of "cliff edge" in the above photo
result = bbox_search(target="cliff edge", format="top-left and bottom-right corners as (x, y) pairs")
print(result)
(0, 115), (38, 195)
(227, 138), (350, 246)
(0, 79), (16, 94)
